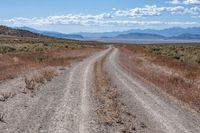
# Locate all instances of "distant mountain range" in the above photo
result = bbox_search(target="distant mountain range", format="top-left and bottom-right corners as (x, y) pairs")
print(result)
(105, 32), (200, 40)
(115, 33), (166, 39)
(15, 26), (200, 41)
(78, 27), (200, 38)
(18, 27), (84, 39)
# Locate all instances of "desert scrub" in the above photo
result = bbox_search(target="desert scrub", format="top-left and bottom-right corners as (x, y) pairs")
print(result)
(42, 70), (58, 81)
(25, 76), (36, 90)
(0, 45), (16, 53)
(145, 44), (200, 65)
(0, 92), (16, 102)
(24, 69), (58, 91)
(0, 112), (6, 123)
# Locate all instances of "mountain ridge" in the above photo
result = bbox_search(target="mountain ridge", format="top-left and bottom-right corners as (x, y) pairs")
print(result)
(14, 26), (200, 40)
(78, 27), (200, 38)
(0, 25), (44, 38)
(18, 27), (84, 39)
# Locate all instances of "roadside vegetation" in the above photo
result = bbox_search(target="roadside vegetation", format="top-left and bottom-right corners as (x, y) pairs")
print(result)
(0, 36), (105, 81)
(23, 69), (58, 93)
(119, 44), (200, 109)
(93, 53), (147, 132)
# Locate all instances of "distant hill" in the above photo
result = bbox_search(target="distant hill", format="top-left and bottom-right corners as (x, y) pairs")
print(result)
(0, 25), (43, 38)
(116, 33), (166, 39)
(127, 27), (200, 37)
(18, 27), (84, 39)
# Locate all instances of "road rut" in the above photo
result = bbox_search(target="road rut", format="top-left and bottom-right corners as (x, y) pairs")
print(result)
(0, 47), (199, 133)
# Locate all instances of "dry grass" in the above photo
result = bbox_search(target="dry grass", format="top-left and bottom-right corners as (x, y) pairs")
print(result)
(94, 52), (145, 132)
(0, 45), (104, 81)
(25, 76), (36, 90)
(24, 69), (57, 91)
(145, 44), (200, 65)
(0, 112), (6, 123)
(42, 70), (57, 81)
(0, 92), (16, 102)
(0, 34), (106, 81)
(94, 54), (120, 125)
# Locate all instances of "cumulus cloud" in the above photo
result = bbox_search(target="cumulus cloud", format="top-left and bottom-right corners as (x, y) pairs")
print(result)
(3, 5), (200, 28)
(115, 5), (200, 17)
(168, 0), (200, 5)
(115, 5), (164, 17)
(4, 13), (113, 26)
(4, 15), (200, 28)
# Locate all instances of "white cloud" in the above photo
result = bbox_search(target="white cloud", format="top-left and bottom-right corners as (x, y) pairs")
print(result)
(4, 15), (200, 28)
(4, 13), (113, 26)
(115, 5), (200, 17)
(184, 0), (200, 4)
(168, 0), (182, 4)
(2, 6), (200, 28)
(112, 8), (117, 11)
(115, 5), (165, 17)
(168, 0), (200, 5)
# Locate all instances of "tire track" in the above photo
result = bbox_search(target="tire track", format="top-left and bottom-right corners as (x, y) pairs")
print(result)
(44, 47), (111, 133)
(13, 48), (111, 133)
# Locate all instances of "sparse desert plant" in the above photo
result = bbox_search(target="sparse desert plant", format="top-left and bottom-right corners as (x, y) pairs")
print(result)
(24, 76), (36, 90)
(0, 112), (6, 123)
(185, 70), (198, 87)
(0, 45), (16, 53)
(33, 75), (45, 84)
(0, 92), (16, 102)
(42, 70), (57, 81)
(24, 70), (57, 92)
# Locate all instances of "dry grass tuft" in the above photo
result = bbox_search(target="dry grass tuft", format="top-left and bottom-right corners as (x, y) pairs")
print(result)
(94, 55), (121, 125)
(25, 76), (36, 90)
(42, 70), (58, 81)
(0, 92), (16, 102)
(0, 112), (6, 123)
(24, 69), (57, 92)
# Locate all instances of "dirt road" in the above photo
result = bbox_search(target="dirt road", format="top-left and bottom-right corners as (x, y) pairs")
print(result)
(0, 47), (199, 133)
(105, 48), (200, 133)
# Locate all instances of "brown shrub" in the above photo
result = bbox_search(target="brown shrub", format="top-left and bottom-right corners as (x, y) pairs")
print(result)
(33, 75), (45, 84)
(42, 70), (57, 81)
(25, 76), (36, 90)
(0, 112), (6, 123)
(24, 69), (57, 92)
(0, 92), (16, 102)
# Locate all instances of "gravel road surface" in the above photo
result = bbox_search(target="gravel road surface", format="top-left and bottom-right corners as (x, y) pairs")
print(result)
(0, 47), (199, 133)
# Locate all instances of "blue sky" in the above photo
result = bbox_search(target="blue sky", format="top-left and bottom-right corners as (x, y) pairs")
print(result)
(0, 0), (200, 33)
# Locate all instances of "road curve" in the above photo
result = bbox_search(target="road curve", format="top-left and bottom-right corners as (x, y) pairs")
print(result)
(105, 48), (200, 133)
